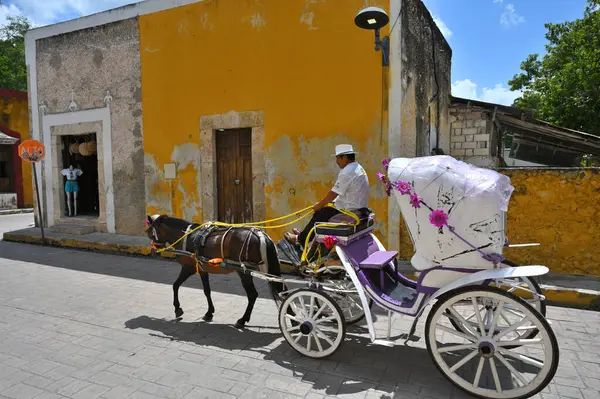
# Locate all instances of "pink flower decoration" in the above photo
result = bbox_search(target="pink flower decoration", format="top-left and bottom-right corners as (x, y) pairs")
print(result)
(394, 180), (412, 195)
(409, 193), (421, 209)
(376, 172), (386, 182)
(382, 158), (391, 171)
(429, 209), (448, 228)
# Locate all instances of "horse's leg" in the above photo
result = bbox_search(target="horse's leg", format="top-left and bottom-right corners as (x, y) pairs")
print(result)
(173, 265), (193, 318)
(235, 271), (259, 329)
(199, 272), (215, 321)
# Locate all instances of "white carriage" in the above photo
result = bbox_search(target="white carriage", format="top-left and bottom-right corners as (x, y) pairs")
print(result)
(277, 155), (559, 399)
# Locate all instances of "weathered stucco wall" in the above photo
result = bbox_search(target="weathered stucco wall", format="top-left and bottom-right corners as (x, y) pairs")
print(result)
(399, 0), (452, 157)
(35, 18), (144, 235)
(501, 168), (600, 276)
(399, 167), (600, 276)
(139, 0), (392, 241)
(0, 91), (32, 207)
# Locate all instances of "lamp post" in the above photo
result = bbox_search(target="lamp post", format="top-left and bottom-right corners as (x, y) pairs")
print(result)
(354, 6), (390, 66)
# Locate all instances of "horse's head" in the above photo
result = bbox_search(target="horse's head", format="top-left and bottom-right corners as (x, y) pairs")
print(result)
(145, 214), (193, 257)
(145, 214), (169, 256)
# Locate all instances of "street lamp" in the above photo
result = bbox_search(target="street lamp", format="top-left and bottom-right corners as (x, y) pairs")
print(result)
(354, 6), (390, 66)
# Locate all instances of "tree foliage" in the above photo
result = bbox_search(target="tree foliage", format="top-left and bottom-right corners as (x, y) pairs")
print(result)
(0, 15), (32, 92)
(508, 0), (600, 135)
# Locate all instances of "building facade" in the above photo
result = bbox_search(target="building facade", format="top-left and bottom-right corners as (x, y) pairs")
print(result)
(25, 0), (451, 250)
(0, 89), (33, 209)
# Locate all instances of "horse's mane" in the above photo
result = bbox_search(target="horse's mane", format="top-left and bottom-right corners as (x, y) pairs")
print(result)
(158, 215), (200, 229)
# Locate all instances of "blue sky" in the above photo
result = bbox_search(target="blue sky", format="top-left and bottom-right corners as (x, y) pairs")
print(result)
(0, 0), (592, 105)
(422, 0), (590, 104)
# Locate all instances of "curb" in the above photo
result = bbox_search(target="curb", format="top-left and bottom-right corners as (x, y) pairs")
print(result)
(2, 232), (152, 258)
(538, 284), (600, 311)
(3, 232), (599, 310)
(0, 208), (34, 216)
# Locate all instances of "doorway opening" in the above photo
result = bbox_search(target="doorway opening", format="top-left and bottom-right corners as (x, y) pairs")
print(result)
(216, 128), (253, 224)
(60, 134), (100, 218)
(0, 145), (13, 193)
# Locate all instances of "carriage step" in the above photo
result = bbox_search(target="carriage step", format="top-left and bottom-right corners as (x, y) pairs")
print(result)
(359, 251), (398, 269)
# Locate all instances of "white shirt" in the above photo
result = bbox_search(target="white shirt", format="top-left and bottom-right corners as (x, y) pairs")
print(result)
(61, 168), (83, 181)
(331, 161), (370, 210)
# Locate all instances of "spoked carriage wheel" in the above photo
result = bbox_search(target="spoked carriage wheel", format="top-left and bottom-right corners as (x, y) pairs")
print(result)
(425, 286), (559, 399)
(324, 275), (374, 325)
(446, 276), (546, 347)
(278, 288), (346, 359)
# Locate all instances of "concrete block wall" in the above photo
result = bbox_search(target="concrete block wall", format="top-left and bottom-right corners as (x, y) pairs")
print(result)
(450, 106), (490, 157)
(449, 105), (498, 167)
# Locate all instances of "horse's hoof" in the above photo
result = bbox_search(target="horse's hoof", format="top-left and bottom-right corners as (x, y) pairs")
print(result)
(175, 308), (184, 318)
(234, 320), (246, 329)
(202, 313), (213, 322)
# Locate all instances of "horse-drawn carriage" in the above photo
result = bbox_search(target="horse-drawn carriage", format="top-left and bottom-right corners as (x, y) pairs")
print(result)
(146, 155), (558, 399)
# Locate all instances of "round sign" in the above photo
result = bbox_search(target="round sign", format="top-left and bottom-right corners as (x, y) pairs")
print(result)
(18, 139), (46, 163)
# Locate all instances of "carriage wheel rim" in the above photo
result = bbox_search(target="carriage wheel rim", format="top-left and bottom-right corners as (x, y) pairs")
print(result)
(427, 288), (557, 399)
(279, 290), (345, 358)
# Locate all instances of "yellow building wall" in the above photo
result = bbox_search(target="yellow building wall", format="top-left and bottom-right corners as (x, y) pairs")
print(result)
(397, 168), (600, 276)
(0, 93), (33, 207)
(139, 0), (391, 241)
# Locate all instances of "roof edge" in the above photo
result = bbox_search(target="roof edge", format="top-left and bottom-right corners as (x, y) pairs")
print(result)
(25, 0), (206, 41)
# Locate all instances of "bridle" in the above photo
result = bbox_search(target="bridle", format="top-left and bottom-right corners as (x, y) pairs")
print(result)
(146, 218), (168, 257)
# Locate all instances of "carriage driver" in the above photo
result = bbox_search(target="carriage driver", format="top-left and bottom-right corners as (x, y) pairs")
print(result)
(284, 144), (370, 247)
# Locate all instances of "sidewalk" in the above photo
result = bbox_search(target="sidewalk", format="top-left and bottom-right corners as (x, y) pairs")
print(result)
(4, 226), (600, 310)
(0, 208), (33, 215)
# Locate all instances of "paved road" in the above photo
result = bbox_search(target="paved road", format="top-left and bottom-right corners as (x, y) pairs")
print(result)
(0, 240), (599, 399)
(0, 213), (34, 239)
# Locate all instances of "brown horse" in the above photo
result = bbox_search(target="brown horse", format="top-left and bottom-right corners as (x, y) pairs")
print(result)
(145, 214), (285, 329)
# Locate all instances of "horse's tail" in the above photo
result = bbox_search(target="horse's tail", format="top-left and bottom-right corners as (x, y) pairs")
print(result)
(259, 231), (284, 306)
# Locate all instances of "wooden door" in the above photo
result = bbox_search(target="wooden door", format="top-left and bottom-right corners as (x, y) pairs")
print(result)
(216, 128), (253, 223)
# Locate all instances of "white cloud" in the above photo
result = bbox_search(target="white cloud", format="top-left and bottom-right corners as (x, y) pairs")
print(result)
(452, 78), (522, 106)
(493, 0), (504, 4)
(500, 3), (525, 27)
(0, 3), (35, 28)
(5, 0), (139, 27)
(432, 15), (452, 39)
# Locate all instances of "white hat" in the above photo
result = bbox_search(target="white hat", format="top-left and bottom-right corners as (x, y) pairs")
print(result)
(334, 144), (357, 157)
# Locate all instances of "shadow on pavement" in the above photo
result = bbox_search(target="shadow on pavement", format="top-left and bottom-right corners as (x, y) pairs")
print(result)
(123, 314), (457, 398)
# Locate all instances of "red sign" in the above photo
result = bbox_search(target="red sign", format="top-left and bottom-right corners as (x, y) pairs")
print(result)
(18, 139), (45, 163)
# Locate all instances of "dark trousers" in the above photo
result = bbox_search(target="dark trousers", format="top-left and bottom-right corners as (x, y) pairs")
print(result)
(297, 207), (341, 247)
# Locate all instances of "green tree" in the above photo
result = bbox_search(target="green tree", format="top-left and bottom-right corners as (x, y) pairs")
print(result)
(0, 15), (32, 92)
(508, 0), (600, 135)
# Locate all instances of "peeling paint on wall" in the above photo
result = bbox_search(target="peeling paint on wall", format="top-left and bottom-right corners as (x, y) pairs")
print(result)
(144, 153), (172, 215)
(250, 12), (266, 29)
(300, 10), (317, 30)
(265, 132), (389, 240)
(144, 143), (203, 222)
(171, 143), (202, 222)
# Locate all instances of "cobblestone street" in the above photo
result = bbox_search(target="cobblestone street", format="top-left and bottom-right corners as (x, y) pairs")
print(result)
(0, 240), (599, 399)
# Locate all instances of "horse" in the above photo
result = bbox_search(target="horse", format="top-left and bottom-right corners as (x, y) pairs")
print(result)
(145, 214), (285, 329)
